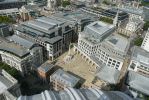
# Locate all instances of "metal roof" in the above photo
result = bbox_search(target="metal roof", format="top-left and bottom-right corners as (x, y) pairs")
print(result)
(51, 69), (80, 87)
(105, 34), (129, 53)
(131, 46), (149, 68)
(126, 71), (149, 95)
(8, 35), (34, 49)
(0, 37), (29, 58)
(38, 61), (54, 73)
(96, 64), (120, 84)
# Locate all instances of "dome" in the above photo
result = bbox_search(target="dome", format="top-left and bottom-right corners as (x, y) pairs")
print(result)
(18, 88), (134, 100)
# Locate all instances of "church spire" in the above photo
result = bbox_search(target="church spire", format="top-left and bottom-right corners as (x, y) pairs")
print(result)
(113, 10), (119, 26)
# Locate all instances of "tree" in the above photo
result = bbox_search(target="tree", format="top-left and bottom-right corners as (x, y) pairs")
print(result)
(134, 37), (143, 46)
(143, 21), (149, 31)
(62, 0), (70, 7)
(99, 17), (113, 24)
(0, 16), (15, 24)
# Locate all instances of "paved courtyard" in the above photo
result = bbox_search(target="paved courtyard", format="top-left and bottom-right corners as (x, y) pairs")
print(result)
(54, 48), (96, 87)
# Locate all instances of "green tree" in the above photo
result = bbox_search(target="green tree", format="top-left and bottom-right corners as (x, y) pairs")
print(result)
(62, 0), (70, 7)
(99, 17), (113, 24)
(143, 21), (149, 31)
(0, 16), (15, 24)
(134, 37), (143, 46)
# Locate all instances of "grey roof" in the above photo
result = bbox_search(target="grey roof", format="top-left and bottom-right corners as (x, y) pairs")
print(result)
(0, 37), (29, 58)
(96, 64), (120, 84)
(131, 46), (149, 68)
(0, 70), (17, 94)
(82, 21), (115, 44)
(126, 71), (149, 95)
(38, 61), (54, 73)
(8, 35), (34, 49)
(51, 69), (80, 87)
(18, 88), (134, 100)
(104, 34), (129, 53)
(42, 36), (62, 44)
(0, 0), (25, 4)
(36, 17), (65, 26)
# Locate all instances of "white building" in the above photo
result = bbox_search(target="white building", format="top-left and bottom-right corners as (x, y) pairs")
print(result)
(141, 29), (149, 52)
(75, 21), (130, 71)
(0, 35), (43, 75)
(128, 46), (149, 76)
(125, 18), (144, 33)
(127, 47), (149, 97)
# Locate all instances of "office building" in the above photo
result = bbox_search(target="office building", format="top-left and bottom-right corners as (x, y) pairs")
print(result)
(0, 0), (26, 10)
(0, 35), (43, 75)
(16, 16), (77, 60)
(0, 69), (21, 99)
(0, 24), (12, 37)
(53, 10), (98, 32)
(127, 46), (149, 97)
(128, 46), (149, 76)
(18, 87), (134, 100)
(75, 21), (130, 71)
(50, 69), (80, 91)
(141, 29), (149, 52)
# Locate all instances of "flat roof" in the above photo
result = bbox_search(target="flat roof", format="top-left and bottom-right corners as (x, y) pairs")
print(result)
(96, 64), (120, 84)
(42, 36), (62, 44)
(131, 46), (149, 68)
(8, 35), (34, 49)
(0, 37), (29, 58)
(38, 61), (54, 73)
(0, 0), (25, 4)
(51, 69), (80, 87)
(126, 71), (149, 95)
(105, 34), (129, 53)
(82, 21), (115, 44)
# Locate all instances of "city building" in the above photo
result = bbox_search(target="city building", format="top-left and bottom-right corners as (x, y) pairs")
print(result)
(50, 69), (80, 91)
(38, 61), (55, 82)
(15, 16), (78, 60)
(127, 46), (149, 97)
(0, 0), (26, 10)
(0, 35), (43, 75)
(0, 69), (21, 98)
(53, 10), (98, 32)
(0, 0), (26, 17)
(18, 87), (134, 100)
(75, 21), (130, 71)
(126, 71), (149, 98)
(141, 29), (149, 52)
(0, 8), (19, 16)
(0, 24), (12, 37)
(124, 18), (144, 36)
(81, 7), (129, 22)
(143, 6), (149, 21)
(19, 5), (41, 21)
(96, 64), (120, 85)
(128, 46), (149, 76)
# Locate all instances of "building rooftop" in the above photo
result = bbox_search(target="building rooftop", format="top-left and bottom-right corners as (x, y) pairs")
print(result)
(0, 70), (17, 94)
(0, 0), (25, 4)
(51, 69), (80, 87)
(8, 35), (34, 49)
(104, 34), (129, 53)
(126, 71), (149, 95)
(81, 21), (115, 44)
(42, 36), (63, 44)
(53, 10), (97, 24)
(38, 61), (54, 73)
(131, 46), (149, 68)
(0, 37), (29, 58)
(96, 64), (120, 84)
